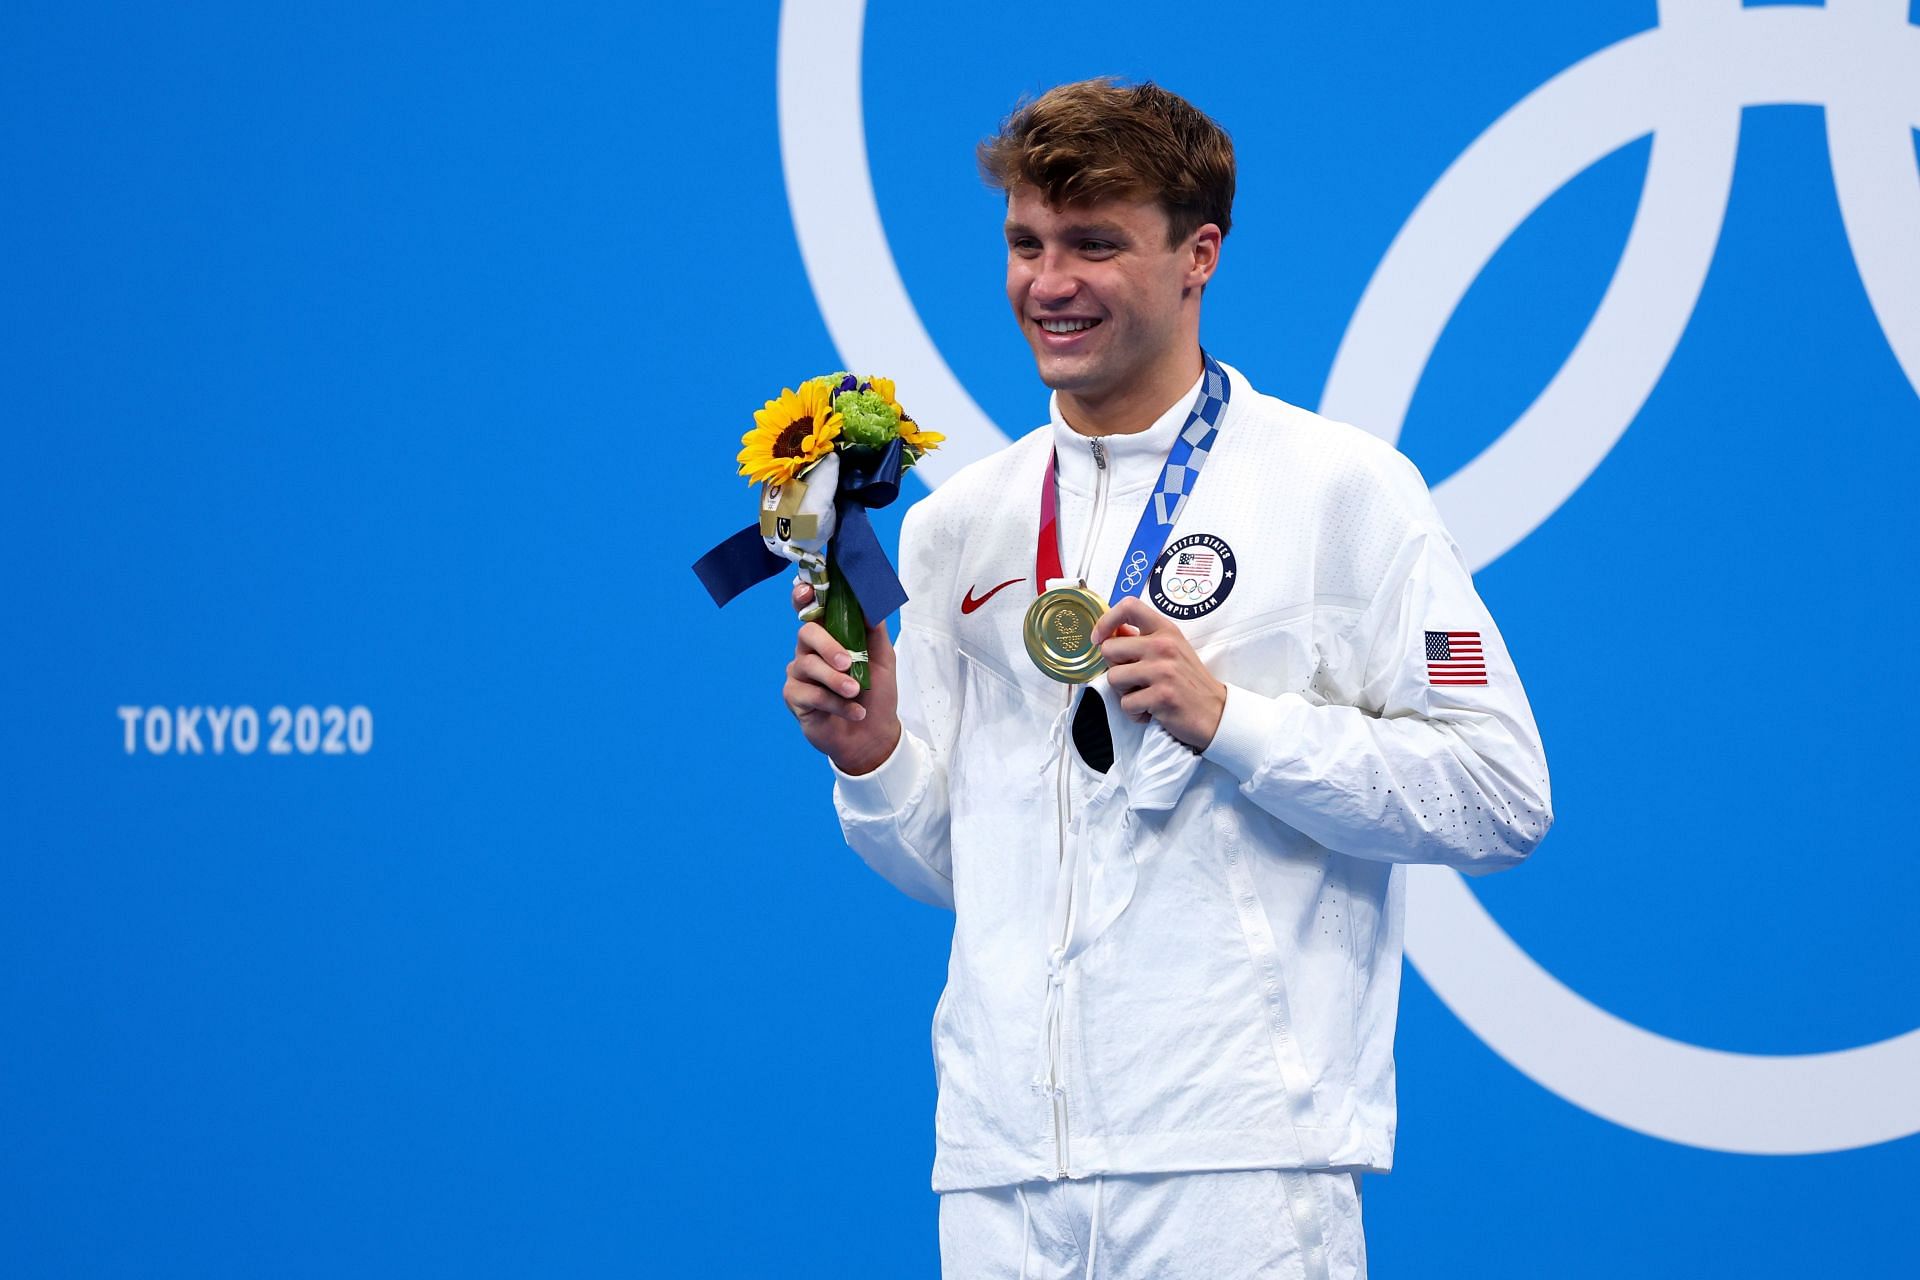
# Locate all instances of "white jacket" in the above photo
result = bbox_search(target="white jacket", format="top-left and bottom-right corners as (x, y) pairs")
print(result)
(833, 361), (1552, 1194)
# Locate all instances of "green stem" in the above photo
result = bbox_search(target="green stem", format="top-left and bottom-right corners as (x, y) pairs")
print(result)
(823, 546), (871, 690)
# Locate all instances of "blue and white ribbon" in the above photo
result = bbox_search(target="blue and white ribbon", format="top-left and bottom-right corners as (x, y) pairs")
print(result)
(1107, 351), (1230, 603)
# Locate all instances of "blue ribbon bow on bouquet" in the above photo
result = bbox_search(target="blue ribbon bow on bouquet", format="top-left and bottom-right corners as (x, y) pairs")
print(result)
(692, 437), (911, 686)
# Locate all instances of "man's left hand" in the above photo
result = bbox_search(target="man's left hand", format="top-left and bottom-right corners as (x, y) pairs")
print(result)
(1090, 597), (1227, 751)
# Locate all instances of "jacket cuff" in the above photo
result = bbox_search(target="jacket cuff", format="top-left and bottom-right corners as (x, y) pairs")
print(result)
(831, 730), (928, 819)
(1203, 682), (1286, 782)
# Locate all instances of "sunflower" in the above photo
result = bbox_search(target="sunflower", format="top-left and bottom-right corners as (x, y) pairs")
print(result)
(737, 378), (843, 485)
(863, 375), (944, 458)
(899, 418), (945, 456)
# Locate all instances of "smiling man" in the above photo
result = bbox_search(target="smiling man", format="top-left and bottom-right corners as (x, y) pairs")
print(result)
(782, 79), (1553, 1279)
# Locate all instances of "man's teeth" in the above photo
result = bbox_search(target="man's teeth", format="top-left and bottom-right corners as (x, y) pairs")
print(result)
(1039, 318), (1098, 333)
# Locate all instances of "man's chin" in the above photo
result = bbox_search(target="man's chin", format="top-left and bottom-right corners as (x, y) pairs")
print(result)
(1029, 350), (1104, 393)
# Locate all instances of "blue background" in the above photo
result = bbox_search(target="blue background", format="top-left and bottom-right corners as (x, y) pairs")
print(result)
(5, 0), (1918, 1274)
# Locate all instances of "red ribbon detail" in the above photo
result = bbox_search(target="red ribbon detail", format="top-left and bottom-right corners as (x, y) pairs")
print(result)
(1035, 450), (1063, 593)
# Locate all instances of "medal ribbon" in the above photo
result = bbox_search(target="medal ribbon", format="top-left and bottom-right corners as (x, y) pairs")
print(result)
(1033, 352), (1231, 602)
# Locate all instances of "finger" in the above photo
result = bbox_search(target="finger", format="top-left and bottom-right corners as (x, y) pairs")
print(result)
(1103, 658), (1151, 692)
(1090, 596), (1160, 645)
(792, 651), (863, 700)
(785, 679), (869, 722)
(1118, 687), (1156, 721)
(1097, 635), (1154, 666)
(866, 616), (895, 662)
(795, 621), (856, 672)
(791, 581), (816, 613)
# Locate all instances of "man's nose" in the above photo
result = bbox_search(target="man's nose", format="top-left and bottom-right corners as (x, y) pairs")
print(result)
(1029, 253), (1079, 305)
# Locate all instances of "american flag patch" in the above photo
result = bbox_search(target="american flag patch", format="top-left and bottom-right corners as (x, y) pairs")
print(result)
(1425, 631), (1487, 685)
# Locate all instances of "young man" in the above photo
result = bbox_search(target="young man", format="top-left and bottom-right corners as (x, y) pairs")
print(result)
(783, 79), (1552, 1279)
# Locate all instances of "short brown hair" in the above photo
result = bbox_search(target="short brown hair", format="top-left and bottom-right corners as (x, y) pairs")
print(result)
(977, 78), (1235, 247)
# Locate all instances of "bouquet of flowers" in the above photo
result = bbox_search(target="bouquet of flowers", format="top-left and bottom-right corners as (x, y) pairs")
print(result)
(693, 373), (941, 689)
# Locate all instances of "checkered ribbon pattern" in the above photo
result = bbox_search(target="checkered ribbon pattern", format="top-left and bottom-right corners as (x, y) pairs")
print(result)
(1149, 357), (1229, 527)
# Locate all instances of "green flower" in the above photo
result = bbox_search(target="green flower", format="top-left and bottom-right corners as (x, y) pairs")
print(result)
(832, 388), (900, 448)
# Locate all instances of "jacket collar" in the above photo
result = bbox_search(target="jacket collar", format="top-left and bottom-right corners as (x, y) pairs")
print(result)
(1047, 366), (1208, 497)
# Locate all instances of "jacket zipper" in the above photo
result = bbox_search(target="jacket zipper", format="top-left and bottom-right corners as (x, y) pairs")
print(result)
(1076, 439), (1108, 584)
(1052, 749), (1072, 1179)
(1050, 435), (1108, 1180)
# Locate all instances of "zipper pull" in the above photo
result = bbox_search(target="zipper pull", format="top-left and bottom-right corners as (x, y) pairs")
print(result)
(1090, 439), (1107, 470)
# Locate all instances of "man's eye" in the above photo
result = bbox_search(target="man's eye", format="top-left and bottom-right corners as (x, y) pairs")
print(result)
(1080, 241), (1117, 255)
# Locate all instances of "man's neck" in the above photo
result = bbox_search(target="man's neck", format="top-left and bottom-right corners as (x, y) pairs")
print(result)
(1057, 347), (1205, 437)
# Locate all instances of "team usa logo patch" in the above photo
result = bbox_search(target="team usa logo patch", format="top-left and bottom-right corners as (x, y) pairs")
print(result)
(1149, 534), (1236, 620)
(1424, 631), (1488, 685)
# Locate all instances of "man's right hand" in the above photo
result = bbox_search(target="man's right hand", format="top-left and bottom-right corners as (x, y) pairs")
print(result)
(783, 582), (902, 776)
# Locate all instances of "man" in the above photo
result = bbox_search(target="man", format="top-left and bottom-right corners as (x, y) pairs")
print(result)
(783, 79), (1552, 1279)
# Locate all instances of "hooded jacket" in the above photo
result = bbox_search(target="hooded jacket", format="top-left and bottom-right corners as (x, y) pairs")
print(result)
(832, 361), (1552, 1194)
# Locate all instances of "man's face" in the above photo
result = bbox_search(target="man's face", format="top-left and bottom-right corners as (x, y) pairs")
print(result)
(1004, 185), (1205, 405)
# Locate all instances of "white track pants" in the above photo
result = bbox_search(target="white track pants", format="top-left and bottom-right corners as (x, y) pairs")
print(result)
(938, 1168), (1366, 1280)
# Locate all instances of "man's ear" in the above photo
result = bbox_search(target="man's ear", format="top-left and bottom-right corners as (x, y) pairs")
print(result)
(1186, 223), (1222, 291)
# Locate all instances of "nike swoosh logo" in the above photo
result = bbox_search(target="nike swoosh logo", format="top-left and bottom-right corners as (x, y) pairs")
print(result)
(960, 578), (1026, 614)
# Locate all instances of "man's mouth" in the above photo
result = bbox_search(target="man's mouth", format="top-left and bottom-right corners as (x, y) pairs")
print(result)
(1035, 317), (1102, 335)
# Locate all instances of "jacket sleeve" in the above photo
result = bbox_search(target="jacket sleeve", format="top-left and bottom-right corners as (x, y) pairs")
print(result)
(1201, 447), (1553, 873)
(829, 504), (959, 909)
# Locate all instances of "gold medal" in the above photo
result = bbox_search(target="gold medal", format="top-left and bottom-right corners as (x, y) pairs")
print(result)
(1023, 584), (1110, 683)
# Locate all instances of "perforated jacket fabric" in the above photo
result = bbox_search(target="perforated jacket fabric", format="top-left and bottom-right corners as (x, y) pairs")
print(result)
(832, 361), (1552, 1194)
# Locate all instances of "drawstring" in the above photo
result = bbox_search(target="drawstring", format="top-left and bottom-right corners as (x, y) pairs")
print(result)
(1015, 1185), (1034, 1280)
(1038, 945), (1068, 1099)
(1039, 699), (1074, 773)
(1084, 1175), (1103, 1279)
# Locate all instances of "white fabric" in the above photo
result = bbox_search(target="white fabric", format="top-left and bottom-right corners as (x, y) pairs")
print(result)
(939, 1168), (1368, 1280)
(832, 361), (1553, 1193)
(761, 450), (839, 561)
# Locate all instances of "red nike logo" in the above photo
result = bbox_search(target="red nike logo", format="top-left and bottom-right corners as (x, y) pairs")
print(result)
(960, 578), (1025, 614)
